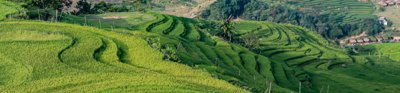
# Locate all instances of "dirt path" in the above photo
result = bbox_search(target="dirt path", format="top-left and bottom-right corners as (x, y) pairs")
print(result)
(162, 0), (217, 18)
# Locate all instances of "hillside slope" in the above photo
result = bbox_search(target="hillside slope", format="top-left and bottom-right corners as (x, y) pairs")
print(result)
(3, 0), (400, 92)
(130, 13), (400, 93)
(0, 21), (248, 93)
(201, 0), (383, 39)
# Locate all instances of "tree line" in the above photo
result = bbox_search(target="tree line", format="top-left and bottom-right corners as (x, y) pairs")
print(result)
(6, 0), (151, 21)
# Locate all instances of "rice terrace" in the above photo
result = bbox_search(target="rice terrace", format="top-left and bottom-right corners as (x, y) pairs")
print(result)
(1, 0), (400, 93)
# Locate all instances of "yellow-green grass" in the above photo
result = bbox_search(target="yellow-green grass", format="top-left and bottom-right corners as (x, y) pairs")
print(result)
(0, 0), (21, 20)
(0, 21), (248, 92)
(62, 12), (156, 30)
(362, 43), (400, 61)
(0, 30), (70, 41)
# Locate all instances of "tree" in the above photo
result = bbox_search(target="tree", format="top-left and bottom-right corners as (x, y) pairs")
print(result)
(23, 0), (64, 11)
(220, 15), (235, 41)
(92, 1), (111, 13)
(132, 0), (152, 12)
(241, 32), (260, 49)
(19, 0), (67, 20)
(75, 0), (91, 14)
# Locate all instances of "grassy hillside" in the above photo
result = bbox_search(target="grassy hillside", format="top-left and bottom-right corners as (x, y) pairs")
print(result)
(0, 21), (248, 92)
(234, 21), (400, 93)
(128, 13), (400, 93)
(2, 0), (400, 92)
(0, 0), (21, 20)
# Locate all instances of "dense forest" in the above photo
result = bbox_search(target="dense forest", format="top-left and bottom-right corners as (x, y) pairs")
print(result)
(201, 0), (384, 39)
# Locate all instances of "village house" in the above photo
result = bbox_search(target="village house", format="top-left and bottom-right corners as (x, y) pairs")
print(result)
(379, 16), (388, 26)
(370, 37), (378, 42)
(376, 36), (385, 42)
(356, 39), (364, 43)
(363, 38), (371, 42)
(343, 36), (400, 46)
(378, 0), (400, 6)
(349, 39), (357, 44)
(392, 36), (400, 41)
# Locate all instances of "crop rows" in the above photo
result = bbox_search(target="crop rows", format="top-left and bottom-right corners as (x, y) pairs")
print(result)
(0, 21), (247, 93)
(136, 15), (355, 92)
(287, 0), (375, 23)
(233, 21), (356, 92)
(138, 14), (206, 41)
(134, 14), (293, 92)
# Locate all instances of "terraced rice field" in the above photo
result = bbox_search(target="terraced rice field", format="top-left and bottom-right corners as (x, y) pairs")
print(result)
(3, 6), (400, 92)
(234, 21), (355, 92)
(135, 14), (204, 41)
(131, 13), (400, 92)
(132, 14), (294, 92)
(360, 43), (400, 61)
(0, 21), (248, 93)
(0, 0), (21, 20)
(286, 0), (375, 23)
(136, 14), (311, 92)
(236, 21), (351, 68)
(234, 21), (400, 93)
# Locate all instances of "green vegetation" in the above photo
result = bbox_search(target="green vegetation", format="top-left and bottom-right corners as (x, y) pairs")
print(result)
(201, 0), (383, 39)
(131, 14), (290, 92)
(150, 0), (197, 11)
(284, 0), (376, 22)
(0, 0), (21, 20)
(114, 13), (400, 93)
(0, 21), (248, 92)
(359, 43), (400, 61)
(61, 12), (156, 29)
(234, 20), (400, 93)
(375, 5), (400, 29)
(3, 0), (400, 93)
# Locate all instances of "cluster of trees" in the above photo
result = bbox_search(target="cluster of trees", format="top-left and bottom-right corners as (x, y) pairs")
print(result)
(201, 0), (384, 39)
(7, 0), (151, 21)
(75, 0), (131, 14)
(6, 0), (67, 20)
